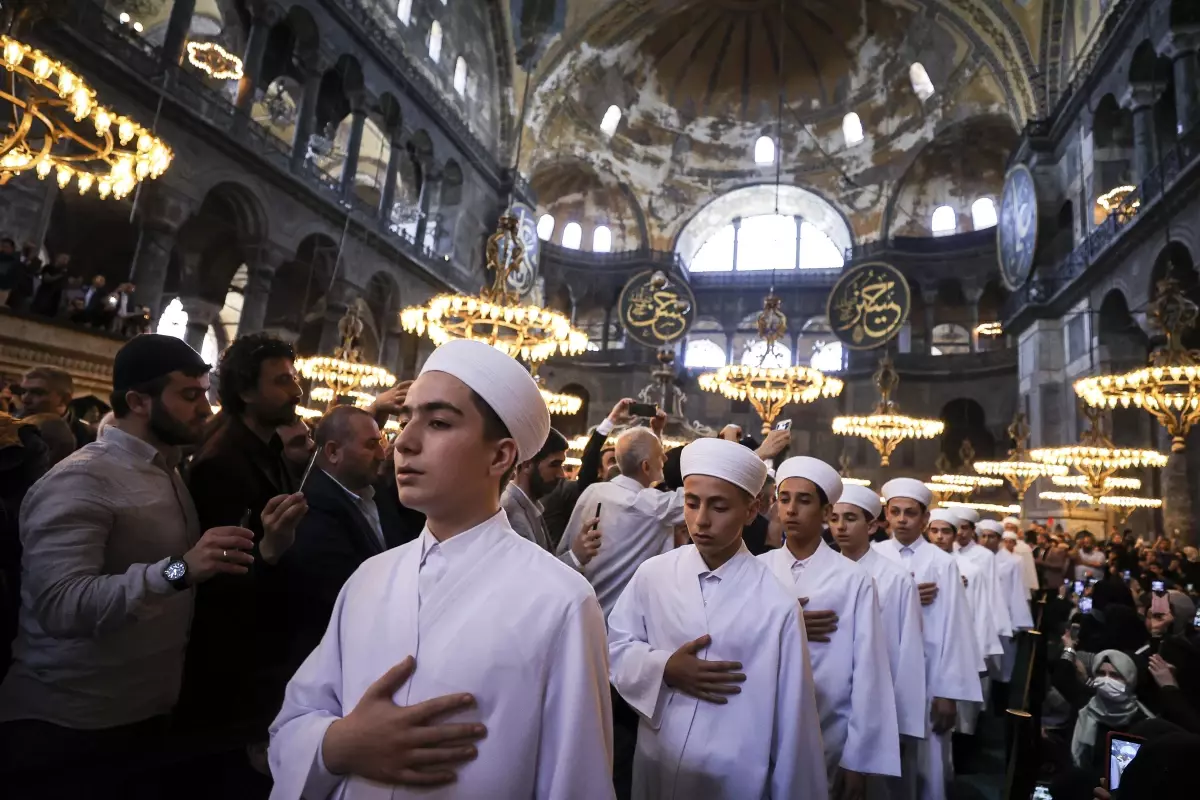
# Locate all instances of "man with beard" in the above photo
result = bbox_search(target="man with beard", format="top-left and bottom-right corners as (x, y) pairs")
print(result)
(0, 335), (256, 797)
(502, 426), (601, 568)
(180, 333), (309, 791)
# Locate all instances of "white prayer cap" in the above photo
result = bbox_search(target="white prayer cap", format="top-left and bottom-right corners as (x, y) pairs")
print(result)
(950, 506), (980, 524)
(1003, 516), (1021, 528)
(928, 509), (962, 528)
(881, 477), (933, 507)
(837, 484), (882, 519)
(766, 468), (777, 482)
(419, 339), (550, 463)
(977, 519), (1003, 534)
(680, 437), (768, 496)
(776, 456), (843, 505)
(1001, 530), (1019, 541)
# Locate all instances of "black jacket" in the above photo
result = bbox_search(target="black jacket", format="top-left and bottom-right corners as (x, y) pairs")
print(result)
(178, 414), (296, 741)
(275, 468), (422, 679)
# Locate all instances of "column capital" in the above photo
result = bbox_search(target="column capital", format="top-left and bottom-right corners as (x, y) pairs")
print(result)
(136, 186), (195, 233)
(1120, 83), (1163, 111)
(178, 296), (222, 326)
(1158, 26), (1200, 60)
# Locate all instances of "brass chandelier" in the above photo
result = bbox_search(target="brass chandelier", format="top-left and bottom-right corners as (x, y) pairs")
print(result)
(0, 34), (172, 197)
(296, 305), (396, 410)
(1074, 276), (1200, 453)
(974, 413), (1068, 504)
(699, 292), (843, 434)
(831, 355), (942, 466)
(1028, 406), (1166, 498)
(400, 212), (587, 363)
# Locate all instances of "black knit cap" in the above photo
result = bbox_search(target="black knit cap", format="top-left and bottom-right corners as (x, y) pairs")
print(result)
(112, 334), (210, 393)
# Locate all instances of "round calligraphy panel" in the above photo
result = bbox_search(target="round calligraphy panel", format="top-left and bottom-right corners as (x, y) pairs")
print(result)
(618, 270), (696, 348)
(825, 261), (911, 350)
(506, 202), (540, 297)
(997, 164), (1038, 291)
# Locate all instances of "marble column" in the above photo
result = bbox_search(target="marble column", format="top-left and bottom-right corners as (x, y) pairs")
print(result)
(1161, 28), (1200, 134)
(235, 11), (275, 114)
(131, 188), (193, 322)
(922, 288), (938, 354)
(290, 69), (323, 172)
(966, 286), (983, 352)
(378, 139), (401, 222)
(238, 251), (281, 336)
(1017, 318), (1068, 519)
(340, 107), (368, 203)
(1162, 444), (1194, 543)
(179, 297), (221, 353)
(731, 217), (741, 271)
(160, 0), (197, 70)
(1122, 84), (1163, 184)
(724, 330), (736, 364)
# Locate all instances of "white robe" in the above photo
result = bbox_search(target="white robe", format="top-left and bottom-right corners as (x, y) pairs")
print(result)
(955, 541), (1013, 645)
(995, 548), (1035, 684)
(858, 548), (928, 740)
(760, 542), (902, 779)
(607, 543), (827, 800)
(1012, 539), (1039, 590)
(269, 511), (615, 800)
(953, 556), (994, 736)
(873, 536), (982, 800)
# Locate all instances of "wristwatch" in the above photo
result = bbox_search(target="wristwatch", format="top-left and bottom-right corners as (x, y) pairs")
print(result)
(163, 557), (189, 591)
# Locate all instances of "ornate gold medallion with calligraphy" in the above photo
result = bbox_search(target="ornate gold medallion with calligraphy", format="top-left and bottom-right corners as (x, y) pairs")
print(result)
(825, 261), (911, 350)
(617, 270), (696, 348)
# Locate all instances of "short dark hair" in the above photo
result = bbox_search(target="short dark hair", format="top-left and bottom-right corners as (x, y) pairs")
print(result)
(110, 364), (209, 418)
(314, 405), (374, 449)
(468, 389), (515, 484)
(815, 486), (829, 506)
(530, 427), (568, 465)
(24, 366), (74, 400)
(216, 334), (295, 416)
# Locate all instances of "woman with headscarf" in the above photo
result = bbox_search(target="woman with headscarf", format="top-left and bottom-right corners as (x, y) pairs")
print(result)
(1069, 650), (1153, 770)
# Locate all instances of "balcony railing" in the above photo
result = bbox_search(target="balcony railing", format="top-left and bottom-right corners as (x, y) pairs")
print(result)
(43, 1), (468, 291)
(1004, 111), (1200, 323)
(541, 242), (684, 272)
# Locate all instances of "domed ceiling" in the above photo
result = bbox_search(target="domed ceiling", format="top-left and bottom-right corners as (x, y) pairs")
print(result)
(519, 0), (1049, 250)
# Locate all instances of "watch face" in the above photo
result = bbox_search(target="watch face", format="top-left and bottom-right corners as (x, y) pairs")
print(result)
(165, 560), (187, 581)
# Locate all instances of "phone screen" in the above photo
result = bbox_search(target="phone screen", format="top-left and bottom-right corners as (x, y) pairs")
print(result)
(1193, 608), (1200, 629)
(1031, 785), (1052, 800)
(1109, 735), (1142, 790)
(774, 419), (793, 431)
(1079, 597), (1093, 614)
(628, 402), (658, 418)
(1074, 580), (1085, 595)
(1152, 580), (1165, 593)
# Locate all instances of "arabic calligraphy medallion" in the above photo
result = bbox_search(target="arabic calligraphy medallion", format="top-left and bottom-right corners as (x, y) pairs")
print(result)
(505, 202), (540, 298)
(618, 270), (696, 348)
(826, 261), (911, 350)
(997, 164), (1038, 291)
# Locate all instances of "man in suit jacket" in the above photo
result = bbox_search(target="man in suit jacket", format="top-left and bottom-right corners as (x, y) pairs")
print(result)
(275, 405), (421, 678)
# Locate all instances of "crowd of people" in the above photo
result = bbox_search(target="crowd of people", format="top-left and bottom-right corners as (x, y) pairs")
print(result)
(0, 328), (1197, 800)
(0, 238), (150, 336)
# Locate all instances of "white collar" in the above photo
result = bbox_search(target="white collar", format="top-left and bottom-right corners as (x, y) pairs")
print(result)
(419, 509), (505, 565)
(684, 541), (750, 581)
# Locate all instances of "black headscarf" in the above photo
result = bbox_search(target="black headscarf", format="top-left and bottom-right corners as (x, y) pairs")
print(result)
(1115, 730), (1200, 798)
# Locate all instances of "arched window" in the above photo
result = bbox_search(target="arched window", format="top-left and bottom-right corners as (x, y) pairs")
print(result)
(453, 57), (467, 95)
(754, 135), (775, 165)
(971, 197), (998, 230)
(684, 339), (727, 369)
(600, 105), (622, 136)
(931, 323), (971, 355)
(428, 20), (442, 63)
(157, 298), (220, 366)
(741, 339), (792, 369)
(736, 215), (796, 271)
(811, 341), (843, 372)
(689, 224), (735, 272)
(909, 63), (935, 101)
(798, 221), (844, 269)
(842, 112), (864, 145)
(800, 317), (844, 372)
(931, 205), (957, 235)
(536, 213), (555, 241)
(396, 0), (412, 24)
(592, 225), (612, 253)
(561, 222), (582, 250)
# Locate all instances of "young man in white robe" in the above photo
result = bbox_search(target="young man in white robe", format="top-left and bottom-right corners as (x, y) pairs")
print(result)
(873, 480), (982, 800)
(949, 507), (1013, 660)
(927, 511), (992, 749)
(760, 457), (901, 797)
(980, 521), (1034, 686)
(269, 339), (615, 800)
(1003, 516), (1039, 591)
(607, 438), (826, 800)
(831, 484), (927, 798)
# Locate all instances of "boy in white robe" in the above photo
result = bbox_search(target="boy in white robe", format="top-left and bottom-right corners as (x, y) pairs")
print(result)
(949, 507), (1013, 657)
(760, 457), (901, 797)
(607, 438), (826, 800)
(1003, 516), (1039, 591)
(831, 484), (927, 798)
(874, 481), (983, 800)
(269, 339), (614, 800)
(981, 522), (1034, 685)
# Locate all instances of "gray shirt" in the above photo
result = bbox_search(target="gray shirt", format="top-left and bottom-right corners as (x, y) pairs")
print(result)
(501, 482), (580, 570)
(0, 426), (201, 729)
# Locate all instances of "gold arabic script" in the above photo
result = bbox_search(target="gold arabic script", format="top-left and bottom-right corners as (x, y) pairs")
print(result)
(832, 268), (905, 346)
(624, 282), (691, 343)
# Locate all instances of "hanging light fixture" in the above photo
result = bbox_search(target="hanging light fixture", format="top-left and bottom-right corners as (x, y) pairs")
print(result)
(1074, 276), (1200, 453)
(0, 33), (172, 197)
(1029, 406), (1166, 498)
(974, 413), (1069, 504)
(831, 355), (943, 466)
(186, 41), (245, 80)
(296, 304), (397, 410)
